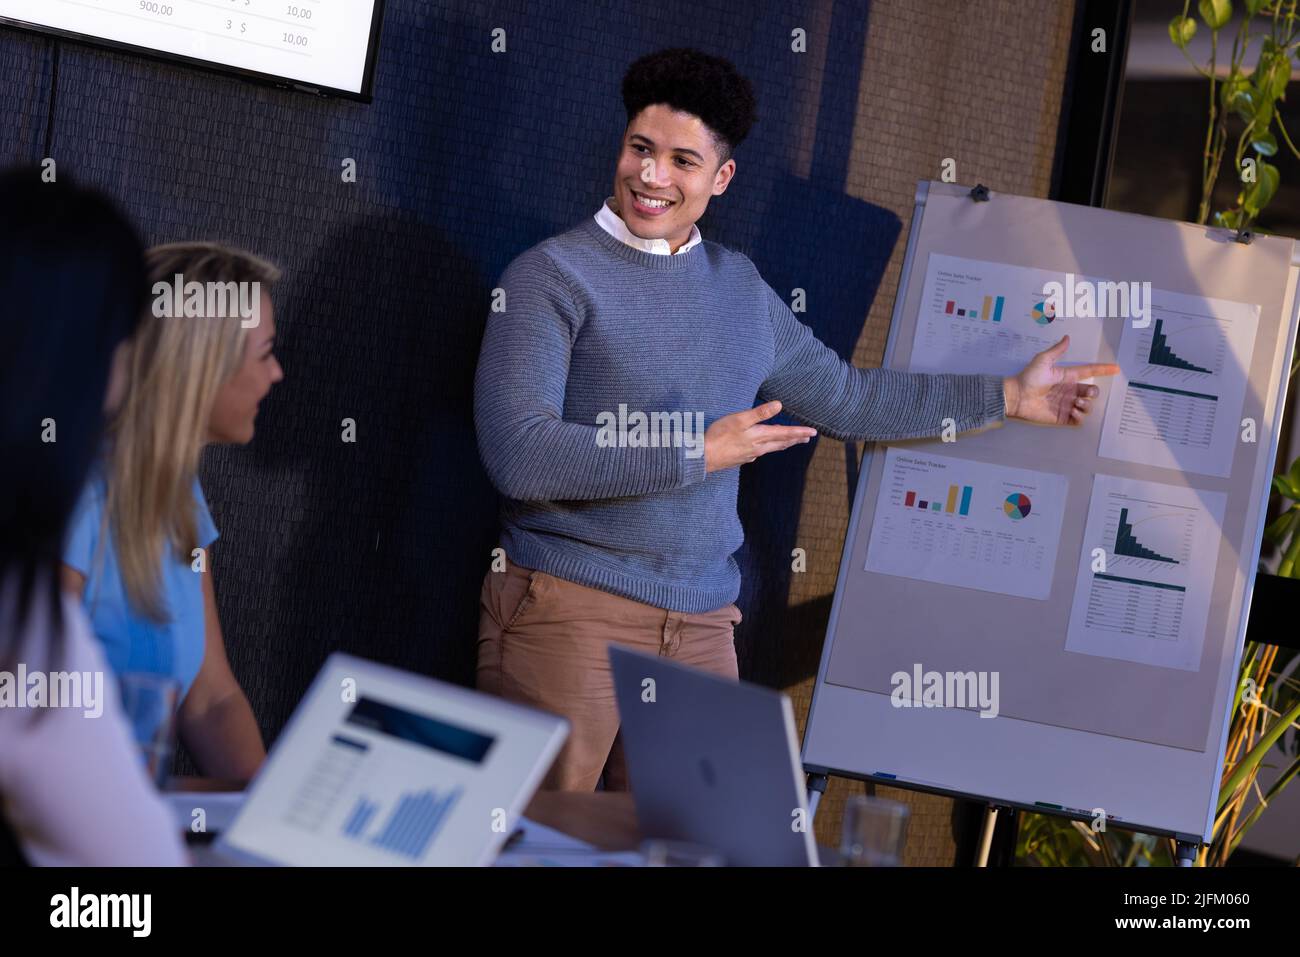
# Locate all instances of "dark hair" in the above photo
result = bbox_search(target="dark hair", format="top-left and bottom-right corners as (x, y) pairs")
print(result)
(621, 48), (758, 166)
(0, 167), (148, 670)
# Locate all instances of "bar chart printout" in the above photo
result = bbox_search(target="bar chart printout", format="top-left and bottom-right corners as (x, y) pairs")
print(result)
(1065, 473), (1226, 672)
(908, 254), (1106, 376)
(1097, 288), (1259, 478)
(865, 447), (1068, 600)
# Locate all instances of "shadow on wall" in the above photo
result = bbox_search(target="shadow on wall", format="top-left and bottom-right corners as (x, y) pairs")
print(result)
(203, 210), (500, 742)
(736, 172), (901, 688)
(728, 0), (901, 689)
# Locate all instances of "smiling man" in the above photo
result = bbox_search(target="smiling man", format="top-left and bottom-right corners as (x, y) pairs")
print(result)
(473, 48), (1117, 791)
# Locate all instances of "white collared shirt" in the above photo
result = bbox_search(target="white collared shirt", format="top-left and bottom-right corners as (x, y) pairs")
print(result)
(594, 196), (702, 255)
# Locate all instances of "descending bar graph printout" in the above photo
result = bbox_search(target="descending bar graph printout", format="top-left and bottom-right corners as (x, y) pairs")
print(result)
(1097, 288), (1259, 478)
(1065, 474), (1226, 672)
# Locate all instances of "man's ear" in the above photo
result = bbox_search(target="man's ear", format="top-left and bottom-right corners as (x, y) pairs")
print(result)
(713, 158), (736, 196)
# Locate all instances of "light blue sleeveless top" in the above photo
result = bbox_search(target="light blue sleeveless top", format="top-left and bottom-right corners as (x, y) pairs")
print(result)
(63, 467), (219, 703)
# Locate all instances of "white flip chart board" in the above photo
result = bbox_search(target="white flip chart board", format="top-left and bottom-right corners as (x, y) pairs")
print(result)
(802, 181), (1300, 842)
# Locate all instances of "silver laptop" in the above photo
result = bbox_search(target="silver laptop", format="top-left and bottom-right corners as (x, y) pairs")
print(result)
(216, 653), (568, 866)
(609, 646), (818, 866)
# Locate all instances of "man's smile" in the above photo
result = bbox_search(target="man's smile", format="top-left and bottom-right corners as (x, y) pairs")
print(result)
(628, 188), (676, 216)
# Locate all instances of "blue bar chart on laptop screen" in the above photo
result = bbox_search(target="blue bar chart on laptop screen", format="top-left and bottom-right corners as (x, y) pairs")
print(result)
(277, 696), (494, 863)
(341, 787), (464, 861)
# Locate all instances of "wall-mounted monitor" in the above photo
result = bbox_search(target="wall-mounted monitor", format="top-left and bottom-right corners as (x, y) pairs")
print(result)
(0, 0), (385, 101)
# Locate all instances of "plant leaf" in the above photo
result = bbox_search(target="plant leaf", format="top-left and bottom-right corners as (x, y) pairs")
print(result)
(1221, 72), (1250, 108)
(1262, 507), (1297, 544)
(1271, 55), (1291, 100)
(1219, 696), (1300, 812)
(1230, 87), (1255, 121)
(1251, 130), (1278, 155)
(1198, 0), (1232, 30)
(1226, 754), (1299, 858)
(1213, 208), (1244, 229)
(1254, 92), (1275, 130)
(1243, 160), (1279, 214)
(1254, 48), (1292, 102)
(1169, 14), (1198, 47)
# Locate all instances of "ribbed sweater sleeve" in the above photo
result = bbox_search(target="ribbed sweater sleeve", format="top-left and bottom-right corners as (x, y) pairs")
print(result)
(756, 280), (1007, 441)
(474, 249), (707, 501)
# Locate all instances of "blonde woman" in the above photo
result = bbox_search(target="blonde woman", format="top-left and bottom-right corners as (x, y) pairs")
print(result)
(61, 242), (284, 782)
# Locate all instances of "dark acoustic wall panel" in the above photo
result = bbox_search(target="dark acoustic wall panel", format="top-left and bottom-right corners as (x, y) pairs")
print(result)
(0, 1), (899, 762)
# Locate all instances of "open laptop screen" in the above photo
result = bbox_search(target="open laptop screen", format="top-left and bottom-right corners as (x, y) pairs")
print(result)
(219, 653), (566, 866)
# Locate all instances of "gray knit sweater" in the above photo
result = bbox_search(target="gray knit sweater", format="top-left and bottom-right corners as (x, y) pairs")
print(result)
(474, 216), (1006, 612)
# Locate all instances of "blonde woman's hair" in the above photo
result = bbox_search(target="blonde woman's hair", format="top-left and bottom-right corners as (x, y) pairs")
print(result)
(106, 242), (280, 620)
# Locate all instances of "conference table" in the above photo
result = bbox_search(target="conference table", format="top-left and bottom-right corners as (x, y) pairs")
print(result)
(168, 777), (644, 857)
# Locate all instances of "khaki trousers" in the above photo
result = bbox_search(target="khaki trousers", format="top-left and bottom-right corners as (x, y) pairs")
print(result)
(476, 558), (741, 792)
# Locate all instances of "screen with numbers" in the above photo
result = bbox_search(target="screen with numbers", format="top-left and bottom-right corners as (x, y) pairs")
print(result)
(0, 0), (384, 100)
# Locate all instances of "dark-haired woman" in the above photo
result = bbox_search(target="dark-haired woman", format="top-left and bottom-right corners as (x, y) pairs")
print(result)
(0, 168), (187, 865)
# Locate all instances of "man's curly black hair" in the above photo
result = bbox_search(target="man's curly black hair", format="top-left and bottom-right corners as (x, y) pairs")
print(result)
(621, 48), (757, 167)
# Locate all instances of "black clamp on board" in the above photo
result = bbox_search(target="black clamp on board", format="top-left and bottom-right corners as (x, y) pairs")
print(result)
(1235, 226), (1254, 245)
(969, 184), (991, 202)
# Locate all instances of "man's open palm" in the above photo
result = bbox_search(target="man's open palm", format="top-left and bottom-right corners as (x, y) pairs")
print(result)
(1009, 335), (1120, 426)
